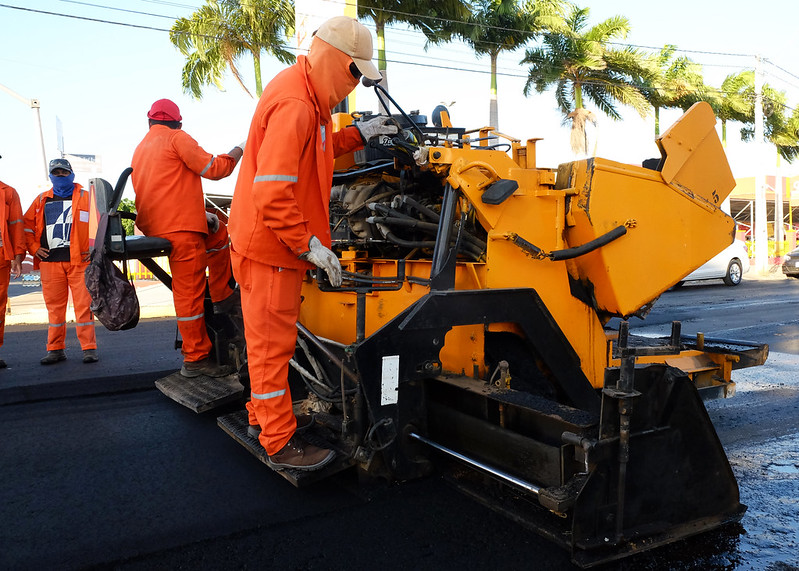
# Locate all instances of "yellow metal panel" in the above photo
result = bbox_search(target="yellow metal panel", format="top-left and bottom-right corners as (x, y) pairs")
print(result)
(562, 157), (735, 316)
(658, 102), (736, 206)
(298, 260), (489, 378)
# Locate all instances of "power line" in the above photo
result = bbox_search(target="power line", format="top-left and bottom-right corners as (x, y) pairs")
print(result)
(2, 0), (798, 107)
(55, 0), (182, 19)
(0, 3), (172, 33)
(354, 0), (758, 58)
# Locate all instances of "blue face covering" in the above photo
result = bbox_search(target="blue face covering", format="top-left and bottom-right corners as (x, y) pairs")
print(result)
(50, 172), (75, 198)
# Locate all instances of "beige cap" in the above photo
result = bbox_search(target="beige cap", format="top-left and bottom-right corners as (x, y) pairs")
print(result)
(315, 16), (381, 81)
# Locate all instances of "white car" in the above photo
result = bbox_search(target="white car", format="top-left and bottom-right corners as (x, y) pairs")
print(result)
(677, 240), (750, 286)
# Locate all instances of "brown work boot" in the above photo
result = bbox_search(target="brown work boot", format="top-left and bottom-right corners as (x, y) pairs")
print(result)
(180, 358), (234, 378)
(268, 434), (335, 471)
(247, 414), (315, 439)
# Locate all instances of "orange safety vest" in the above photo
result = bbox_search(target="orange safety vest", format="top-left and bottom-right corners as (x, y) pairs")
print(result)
(131, 125), (237, 236)
(228, 54), (364, 269)
(0, 181), (26, 261)
(23, 183), (92, 270)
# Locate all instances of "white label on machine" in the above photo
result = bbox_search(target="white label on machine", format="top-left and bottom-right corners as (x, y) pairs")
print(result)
(381, 355), (400, 405)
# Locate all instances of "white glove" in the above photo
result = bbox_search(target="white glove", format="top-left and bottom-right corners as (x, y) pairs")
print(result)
(237, 140), (246, 151)
(299, 235), (342, 287)
(206, 212), (220, 233)
(356, 116), (398, 143)
(413, 146), (429, 166)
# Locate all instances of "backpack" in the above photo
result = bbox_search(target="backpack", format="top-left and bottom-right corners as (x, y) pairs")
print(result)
(84, 213), (140, 331)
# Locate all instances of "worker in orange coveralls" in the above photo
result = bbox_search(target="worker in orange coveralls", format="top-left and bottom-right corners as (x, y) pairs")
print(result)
(228, 16), (398, 471)
(0, 158), (26, 369)
(24, 158), (98, 365)
(131, 99), (243, 378)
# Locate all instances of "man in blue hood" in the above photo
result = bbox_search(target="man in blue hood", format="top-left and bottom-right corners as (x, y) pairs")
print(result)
(23, 158), (98, 365)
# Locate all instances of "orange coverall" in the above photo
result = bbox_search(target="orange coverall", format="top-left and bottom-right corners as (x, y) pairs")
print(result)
(131, 125), (237, 362)
(228, 42), (364, 455)
(1, 181), (26, 350)
(23, 184), (96, 351)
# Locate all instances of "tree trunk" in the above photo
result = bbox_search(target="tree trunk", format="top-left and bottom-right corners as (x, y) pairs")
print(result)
(376, 19), (386, 73)
(489, 51), (498, 129)
(654, 106), (660, 137)
(567, 108), (596, 157)
(375, 19), (390, 115)
(253, 52), (262, 98)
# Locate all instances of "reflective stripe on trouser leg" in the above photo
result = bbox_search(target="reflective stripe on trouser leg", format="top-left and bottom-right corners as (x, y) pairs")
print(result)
(164, 231), (212, 362)
(232, 251), (301, 455)
(67, 261), (96, 350)
(0, 261), (9, 348)
(40, 261), (70, 351)
(205, 221), (234, 303)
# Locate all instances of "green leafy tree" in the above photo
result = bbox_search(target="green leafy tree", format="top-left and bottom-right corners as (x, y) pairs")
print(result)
(640, 45), (704, 136)
(683, 71), (751, 147)
(358, 0), (471, 97)
(426, 0), (566, 129)
(118, 198), (136, 236)
(170, 0), (294, 99)
(521, 5), (650, 155)
(738, 78), (799, 163)
(691, 70), (799, 161)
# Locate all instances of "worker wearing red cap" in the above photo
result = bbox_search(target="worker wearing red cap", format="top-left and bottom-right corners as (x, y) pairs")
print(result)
(0, 164), (26, 369)
(131, 98), (244, 378)
(24, 158), (98, 364)
(228, 16), (398, 471)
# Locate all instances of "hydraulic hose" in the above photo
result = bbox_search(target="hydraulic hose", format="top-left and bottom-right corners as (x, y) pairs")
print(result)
(549, 225), (628, 261)
(370, 216), (484, 259)
(508, 224), (629, 261)
(399, 195), (441, 222)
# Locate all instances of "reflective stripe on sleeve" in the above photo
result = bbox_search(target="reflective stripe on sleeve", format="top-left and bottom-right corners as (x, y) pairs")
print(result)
(24, 228), (34, 233)
(251, 389), (287, 400)
(254, 174), (298, 183)
(177, 312), (204, 322)
(199, 157), (215, 176)
(8, 218), (22, 225)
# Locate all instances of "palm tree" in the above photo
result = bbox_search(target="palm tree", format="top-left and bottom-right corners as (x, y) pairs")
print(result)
(170, 0), (294, 99)
(521, 5), (650, 155)
(685, 71), (751, 147)
(739, 81), (799, 163)
(357, 0), (471, 94)
(693, 70), (799, 161)
(425, 0), (566, 129)
(641, 45), (704, 136)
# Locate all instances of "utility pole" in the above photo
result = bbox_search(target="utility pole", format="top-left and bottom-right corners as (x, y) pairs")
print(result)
(0, 83), (48, 183)
(753, 55), (768, 273)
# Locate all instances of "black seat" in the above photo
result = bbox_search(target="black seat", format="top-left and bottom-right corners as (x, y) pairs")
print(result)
(90, 168), (172, 260)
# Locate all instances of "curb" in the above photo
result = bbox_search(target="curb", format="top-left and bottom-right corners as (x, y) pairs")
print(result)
(0, 369), (177, 406)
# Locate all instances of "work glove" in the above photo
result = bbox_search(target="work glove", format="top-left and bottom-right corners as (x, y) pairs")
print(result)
(206, 212), (220, 234)
(356, 116), (398, 143)
(413, 146), (429, 166)
(236, 140), (246, 151)
(299, 235), (342, 287)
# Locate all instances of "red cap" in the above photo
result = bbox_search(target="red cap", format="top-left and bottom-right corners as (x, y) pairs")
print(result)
(147, 99), (182, 122)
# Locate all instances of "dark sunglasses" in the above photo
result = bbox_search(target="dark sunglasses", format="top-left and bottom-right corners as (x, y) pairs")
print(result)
(349, 62), (362, 80)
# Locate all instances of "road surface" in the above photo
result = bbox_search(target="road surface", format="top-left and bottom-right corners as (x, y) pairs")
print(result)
(1, 276), (797, 570)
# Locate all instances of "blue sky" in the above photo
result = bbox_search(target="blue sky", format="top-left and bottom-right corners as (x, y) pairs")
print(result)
(1, 0), (797, 208)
